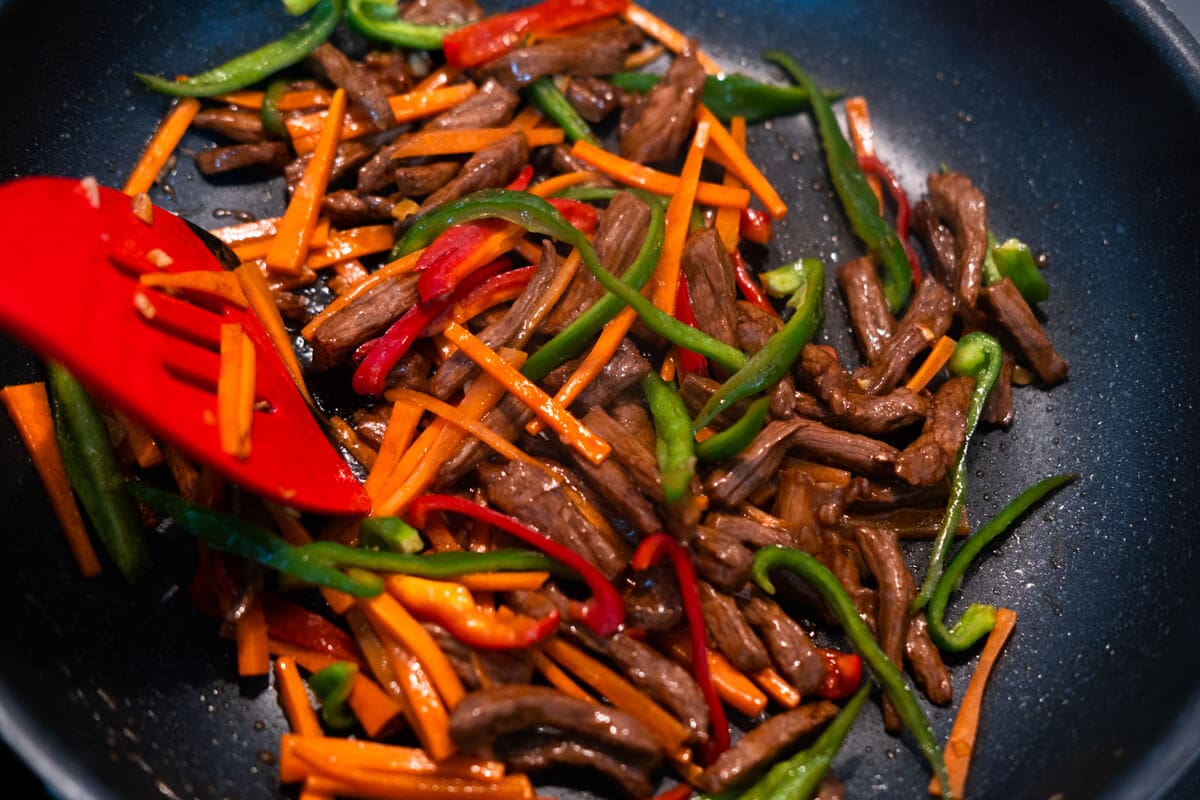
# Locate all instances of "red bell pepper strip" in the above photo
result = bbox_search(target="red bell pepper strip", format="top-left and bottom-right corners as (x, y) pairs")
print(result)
(408, 494), (625, 636)
(451, 265), (536, 319)
(816, 647), (863, 699)
(739, 207), (773, 245)
(260, 593), (365, 666)
(547, 196), (599, 237)
(416, 218), (515, 302)
(442, 0), (631, 69)
(673, 272), (709, 377)
(387, 574), (559, 650)
(631, 533), (729, 762)
(857, 153), (922, 285)
(730, 249), (778, 318)
(506, 164), (534, 191)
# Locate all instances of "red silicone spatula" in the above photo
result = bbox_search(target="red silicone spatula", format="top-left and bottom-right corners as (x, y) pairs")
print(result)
(0, 176), (370, 515)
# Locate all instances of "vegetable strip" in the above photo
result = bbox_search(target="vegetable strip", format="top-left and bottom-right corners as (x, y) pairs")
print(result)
(359, 590), (466, 709)
(217, 323), (255, 460)
(624, 3), (721, 73)
(652, 121), (709, 313)
(571, 140), (750, 209)
(697, 107), (787, 219)
(906, 335), (958, 393)
(274, 657), (323, 737)
(123, 98), (201, 195)
(235, 597), (270, 677)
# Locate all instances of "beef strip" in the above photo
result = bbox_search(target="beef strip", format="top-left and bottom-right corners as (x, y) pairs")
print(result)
(436, 395), (533, 487)
(698, 701), (840, 793)
(401, 0), (483, 25)
(837, 256), (896, 363)
(706, 420), (800, 507)
(816, 773), (847, 800)
(308, 43), (396, 130)
(285, 141), (375, 193)
(894, 375), (973, 487)
(352, 404), (392, 449)
(982, 348), (1016, 426)
(789, 418), (899, 477)
(424, 78), (521, 131)
(850, 478), (950, 510)
(320, 191), (394, 226)
(797, 344), (929, 435)
(854, 525), (916, 731)
(707, 513), (793, 548)
(699, 581), (771, 673)
(384, 349), (432, 394)
(420, 131), (529, 210)
(678, 372), (754, 430)
(687, 525), (754, 592)
(479, 24), (643, 90)
(682, 228), (740, 348)
(620, 46), (706, 164)
(906, 613), (953, 704)
(563, 442), (662, 536)
(741, 593), (827, 694)
(541, 341), (653, 416)
(448, 685), (662, 763)
(978, 277), (1069, 384)
(579, 407), (663, 504)
(193, 108), (264, 142)
(273, 290), (308, 322)
(566, 76), (623, 122)
(424, 622), (534, 690)
(734, 300), (798, 412)
(928, 170), (988, 310)
(498, 733), (654, 798)
(623, 562), (685, 631)
(852, 276), (956, 395)
(609, 632), (709, 741)
(364, 51), (414, 94)
(911, 198), (958, 289)
(195, 142), (290, 175)
(309, 274), (419, 371)
(839, 506), (970, 539)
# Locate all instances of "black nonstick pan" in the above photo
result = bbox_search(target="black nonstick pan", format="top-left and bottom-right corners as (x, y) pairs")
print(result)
(1, 1), (1198, 798)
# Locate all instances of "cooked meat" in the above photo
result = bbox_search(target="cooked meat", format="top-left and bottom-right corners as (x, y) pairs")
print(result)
(912, 198), (958, 289)
(837, 257), (896, 363)
(699, 582), (771, 673)
(195, 142), (290, 175)
(906, 613), (953, 704)
(852, 276), (955, 395)
(420, 131), (529, 210)
(579, 407), (663, 504)
(391, 161), (462, 197)
(678, 372), (754, 430)
(401, 0), (483, 25)
(193, 108), (265, 143)
(734, 300), (798, 412)
(894, 376), (973, 487)
(698, 701), (839, 793)
(928, 171), (988, 310)
(854, 525), (915, 731)
(566, 76), (623, 122)
(479, 24), (642, 90)
(978, 277), (1069, 385)
(849, 478), (950, 511)
(687, 525), (754, 592)
(741, 594), (827, 694)
(572, 340), (653, 411)
(436, 395), (533, 487)
(308, 43), (396, 130)
(816, 773), (847, 800)
(497, 733), (655, 798)
(286, 141), (375, 192)
(620, 46), (706, 164)
(609, 632), (709, 741)
(272, 289), (308, 322)
(563, 442), (662, 536)
(424, 78), (521, 131)
(707, 513), (793, 548)
(448, 685), (662, 764)
(352, 404), (392, 450)
(309, 274), (419, 371)
(320, 190), (394, 226)
(623, 562), (685, 631)
(682, 228), (740, 349)
(982, 349), (1015, 426)
(364, 50), (414, 94)
(789, 418), (898, 477)
(610, 392), (660, 455)
(839, 506), (969, 539)
(549, 142), (608, 175)
(797, 344), (929, 435)
(706, 419), (801, 509)
(424, 622), (534, 690)
(384, 349), (433, 394)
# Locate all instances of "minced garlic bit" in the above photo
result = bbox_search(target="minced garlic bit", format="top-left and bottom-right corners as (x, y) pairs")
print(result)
(79, 176), (101, 209)
(146, 248), (174, 269)
(131, 193), (154, 225)
(916, 324), (936, 342)
(133, 292), (157, 319)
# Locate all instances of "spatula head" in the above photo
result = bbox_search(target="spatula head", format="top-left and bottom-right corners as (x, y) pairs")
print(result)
(0, 176), (370, 515)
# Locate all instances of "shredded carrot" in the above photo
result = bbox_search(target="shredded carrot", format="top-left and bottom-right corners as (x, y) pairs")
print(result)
(217, 322), (255, 460)
(288, 83), (478, 152)
(123, 98), (201, 195)
(505, 106), (545, 131)
(528, 170), (607, 198)
(624, 3), (721, 74)
(698, 107), (788, 219)
(659, 351), (678, 382)
(906, 335), (958, 393)
(383, 127), (564, 160)
(348, 673), (408, 738)
(513, 238), (545, 265)
(442, 322), (611, 465)
(571, 140), (750, 209)
(279, 735), (505, 785)
(360, 591), (466, 710)
(930, 608), (1018, 799)
(423, 515), (463, 553)
(300, 249), (425, 340)
(232, 218), (331, 262)
(457, 571), (550, 593)
(139, 270), (249, 307)
(752, 668), (802, 709)
(268, 640), (342, 674)
(214, 88), (333, 110)
(235, 598), (270, 677)
(305, 225), (396, 270)
(298, 779), (333, 800)
(363, 400), (423, 500)
(1, 383), (101, 576)
(267, 88), (346, 274)
(415, 65), (461, 92)
(330, 259), (370, 294)
(377, 629), (457, 761)
(328, 415), (378, 471)
(652, 121), (709, 313)
(531, 650), (598, 703)
(713, 116), (747, 252)
(845, 96), (883, 209)
(304, 770), (534, 800)
(107, 407), (163, 469)
(274, 656), (323, 737)
(623, 42), (666, 70)
(788, 459), (853, 488)
(660, 635), (767, 717)
(452, 281), (528, 323)
(264, 501), (315, 547)
(162, 444), (201, 501)
(234, 261), (313, 406)
(542, 638), (691, 756)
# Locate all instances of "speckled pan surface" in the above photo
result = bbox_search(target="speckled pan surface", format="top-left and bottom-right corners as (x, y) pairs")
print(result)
(0, 0), (1198, 798)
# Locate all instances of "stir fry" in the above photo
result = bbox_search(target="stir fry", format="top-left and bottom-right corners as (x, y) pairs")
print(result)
(0, 1), (1077, 799)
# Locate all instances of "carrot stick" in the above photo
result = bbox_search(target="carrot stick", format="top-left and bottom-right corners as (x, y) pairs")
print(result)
(698, 107), (788, 219)
(379, 631), (457, 762)
(787, 459), (853, 488)
(528, 170), (607, 198)
(441, 322), (611, 465)
(304, 770), (533, 800)
(713, 116), (747, 252)
(505, 106), (545, 131)
(109, 407), (164, 469)
(752, 668), (802, 709)
(845, 96), (883, 209)
(217, 323), (255, 460)
(232, 218), (331, 261)
(267, 88), (346, 274)
(328, 415), (378, 471)
(123, 98), (201, 195)
(215, 88), (333, 110)
(305, 225), (396, 270)
(660, 635), (767, 717)
(570, 140), (750, 209)
(542, 638), (691, 756)
(457, 572), (550, 593)
(384, 127), (564, 160)
(624, 3), (721, 74)
(929, 607), (1018, 799)
(359, 592), (466, 710)
(652, 121), (709, 313)
(268, 640), (342, 674)
(235, 598), (270, 677)
(348, 673), (407, 738)
(1, 383), (101, 576)
(288, 84), (477, 153)
(234, 261), (313, 406)
(280, 735), (505, 784)
(300, 249), (426, 340)
(363, 400), (423, 500)
(385, 385), (532, 466)
(531, 650), (598, 703)
(275, 656), (323, 737)
(906, 335), (958, 393)
(139, 270), (249, 307)
(299, 779), (333, 800)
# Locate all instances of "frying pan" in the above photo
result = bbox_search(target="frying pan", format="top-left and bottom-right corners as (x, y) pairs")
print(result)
(1, 0), (1198, 798)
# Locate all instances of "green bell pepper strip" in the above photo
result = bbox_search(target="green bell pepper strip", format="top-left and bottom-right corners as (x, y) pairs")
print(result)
(982, 231), (1003, 285)
(45, 362), (151, 583)
(137, 0), (342, 97)
(751, 546), (950, 797)
(298, 541), (569, 579)
(359, 517), (424, 554)
(525, 77), (599, 145)
(393, 189), (748, 373)
(129, 483), (384, 596)
(929, 473), (1075, 652)
(608, 71), (838, 124)
(261, 78), (291, 139)
(521, 187), (664, 381)
(911, 332), (1003, 612)
(991, 237), (1050, 304)
(693, 257), (823, 432)
(642, 372), (696, 506)
(695, 396), (770, 462)
(765, 52), (911, 313)
(284, 0), (322, 13)
(310, 661), (358, 730)
(346, 0), (459, 49)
